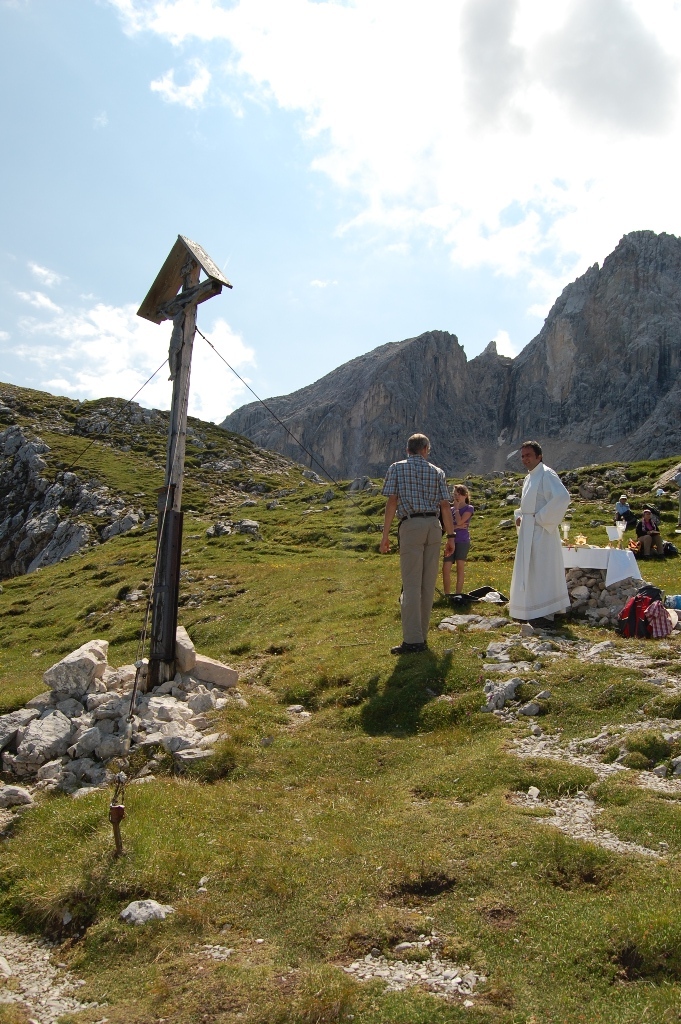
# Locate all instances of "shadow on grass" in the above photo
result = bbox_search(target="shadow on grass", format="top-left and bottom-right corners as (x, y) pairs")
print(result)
(359, 648), (454, 736)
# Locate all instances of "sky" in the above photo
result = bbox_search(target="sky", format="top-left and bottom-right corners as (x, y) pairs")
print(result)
(1, 0), (681, 424)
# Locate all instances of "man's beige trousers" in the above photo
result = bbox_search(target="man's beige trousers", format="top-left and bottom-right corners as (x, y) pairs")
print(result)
(399, 516), (443, 644)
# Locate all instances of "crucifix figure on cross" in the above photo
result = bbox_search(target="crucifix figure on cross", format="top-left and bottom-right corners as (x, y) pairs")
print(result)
(137, 235), (232, 689)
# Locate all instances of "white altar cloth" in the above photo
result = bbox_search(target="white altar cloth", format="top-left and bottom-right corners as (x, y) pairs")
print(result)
(562, 546), (642, 587)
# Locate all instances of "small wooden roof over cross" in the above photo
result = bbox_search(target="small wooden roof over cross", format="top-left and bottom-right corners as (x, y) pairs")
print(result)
(137, 234), (232, 324)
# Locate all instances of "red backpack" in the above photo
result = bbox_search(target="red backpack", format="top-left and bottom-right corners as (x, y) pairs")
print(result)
(617, 586), (663, 638)
(618, 594), (653, 638)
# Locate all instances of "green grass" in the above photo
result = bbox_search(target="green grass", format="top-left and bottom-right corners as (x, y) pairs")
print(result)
(2, 385), (681, 1021)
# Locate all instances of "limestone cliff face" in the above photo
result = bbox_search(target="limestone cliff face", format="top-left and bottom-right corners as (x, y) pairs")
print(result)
(507, 230), (681, 452)
(223, 331), (513, 477)
(223, 230), (681, 476)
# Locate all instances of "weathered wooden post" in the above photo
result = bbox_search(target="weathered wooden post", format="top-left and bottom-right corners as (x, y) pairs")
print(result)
(137, 236), (232, 688)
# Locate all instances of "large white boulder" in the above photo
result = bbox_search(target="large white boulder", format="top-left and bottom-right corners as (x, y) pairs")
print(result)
(175, 626), (196, 673)
(159, 721), (203, 753)
(193, 655), (238, 689)
(67, 726), (101, 759)
(43, 640), (109, 699)
(0, 708), (40, 752)
(0, 785), (34, 808)
(120, 900), (174, 925)
(15, 711), (73, 768)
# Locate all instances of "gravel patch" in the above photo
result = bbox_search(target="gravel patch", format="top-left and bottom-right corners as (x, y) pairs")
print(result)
(0, 932), (100, 1024)
(511, 792), (661, 857)
(513, 722), (681, 793)
(342, 946), (485, 1001)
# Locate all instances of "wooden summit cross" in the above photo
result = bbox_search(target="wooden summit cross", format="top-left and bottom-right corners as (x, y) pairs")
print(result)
(137, 235), (232, 689)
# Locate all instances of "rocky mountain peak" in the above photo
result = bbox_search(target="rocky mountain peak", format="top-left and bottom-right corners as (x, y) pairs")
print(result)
(223, 230), (681, 477)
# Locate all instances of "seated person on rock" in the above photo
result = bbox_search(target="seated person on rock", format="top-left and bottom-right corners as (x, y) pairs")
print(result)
(614, 494), (636, 529)
(636, 508), (664, 557)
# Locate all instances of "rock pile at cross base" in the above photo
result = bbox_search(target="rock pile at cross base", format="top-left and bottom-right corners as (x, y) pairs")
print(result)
(0, 629), (240, 800)
(223, 230), (681, 476)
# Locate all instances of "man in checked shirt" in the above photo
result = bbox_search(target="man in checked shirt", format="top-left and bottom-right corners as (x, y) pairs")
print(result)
(380, 434), (456, 654)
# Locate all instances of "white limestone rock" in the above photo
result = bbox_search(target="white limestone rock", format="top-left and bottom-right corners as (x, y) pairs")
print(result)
(0, 785), (34, 808)
(86, 692), (114, 712)
(67, 726), (101, 759)
(187, 690), (216, 715)
(175, 626), (197, 673)
(55, 698), (86, 719)
(104, 664), (137, 691)
(101, 512), (139, 542)
(25, 691), (54, 711)
(15, 710), (73, 767)
(192, 654), (238, 689)
(159, 721), (203, 753)
(519, 702), (542, 716)
(43, 640), (109, 699)
(96, 735), (128, 760)
(120, 899), (175, 925)
(469, 617), (509, 631)
(143, 695), (193, 723)
(35, 758), (67, 782)
(0, 708), (40, 752)
(92, 696), (126, 721)
(174, 748), (214, 764)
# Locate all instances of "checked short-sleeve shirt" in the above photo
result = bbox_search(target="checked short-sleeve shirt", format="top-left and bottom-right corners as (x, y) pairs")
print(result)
(382, 454), (450, 521)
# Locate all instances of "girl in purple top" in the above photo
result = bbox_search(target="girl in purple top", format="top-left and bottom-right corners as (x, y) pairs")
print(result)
(442, 485), (474, 601)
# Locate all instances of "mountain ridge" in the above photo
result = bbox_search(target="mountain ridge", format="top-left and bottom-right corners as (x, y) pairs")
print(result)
(223, 229), (681, 476)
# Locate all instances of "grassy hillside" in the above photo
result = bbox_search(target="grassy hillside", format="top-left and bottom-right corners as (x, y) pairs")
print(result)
(2, 389), (681, 1023)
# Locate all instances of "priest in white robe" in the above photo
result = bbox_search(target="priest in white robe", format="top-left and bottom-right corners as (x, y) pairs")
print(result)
(509, 441), (571, 622)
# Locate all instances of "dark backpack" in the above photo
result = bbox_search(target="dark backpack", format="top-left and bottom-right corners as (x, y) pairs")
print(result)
(637, 584), (664, 602)
(618, 594), (654, 638)
(663, 541), (678, 557)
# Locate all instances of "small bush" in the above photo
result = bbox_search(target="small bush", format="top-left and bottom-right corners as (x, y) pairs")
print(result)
(620, 751), (652, 770)
(624, 730), (670, 763)
(602, 744), (621, 764)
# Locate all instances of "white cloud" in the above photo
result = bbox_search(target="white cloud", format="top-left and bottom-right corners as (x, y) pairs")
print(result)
(492, 329), (518, 358)
(535, 0), (677, 133)
(28, 262), (63, 287)
(16, 302), (255, 423)
(93, 111), (109, 128)
(527, 301), (551, 320)
(150, 59), (211, 108)
(17, 290), (63, 313)
(0, 330), (10, 341)
(309, 279), (337, 288)
(110, 0), (681, 307)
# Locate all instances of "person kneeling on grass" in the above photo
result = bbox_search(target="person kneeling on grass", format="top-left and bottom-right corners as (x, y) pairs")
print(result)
(442, 485), (474, 602)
